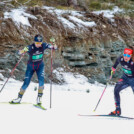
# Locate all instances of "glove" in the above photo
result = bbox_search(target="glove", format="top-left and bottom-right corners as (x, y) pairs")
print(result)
(111, 67), (116, 75)
(18, 47), (29, 55)
(50, 37), (55, 43)
(23, 47), (29, 52)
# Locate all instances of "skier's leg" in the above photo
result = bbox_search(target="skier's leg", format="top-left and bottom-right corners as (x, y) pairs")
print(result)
(21, 64), (35, 90)
(11, 64), (34, 103)
(36, 62), (45, 105)
(109, 78), (129, 115)
(114, 79), (129, 107)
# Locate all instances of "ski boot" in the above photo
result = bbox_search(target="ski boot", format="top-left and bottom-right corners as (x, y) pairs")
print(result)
(10, 89), (24, 104)
(37, 89), (43, 105)
(10, 97), (22, 104)
(37, 96), (42, 105)
(109, 107), (121, 116)
(37, 92), (43, 105)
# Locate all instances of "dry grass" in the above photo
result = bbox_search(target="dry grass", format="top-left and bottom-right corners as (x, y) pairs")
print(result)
(56, 5), (74, 10)
(9, 0), (134, 12)
(11, 0), (43, 7)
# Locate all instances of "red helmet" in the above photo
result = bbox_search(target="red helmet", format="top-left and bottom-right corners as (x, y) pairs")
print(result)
(124, 48), (133, 55)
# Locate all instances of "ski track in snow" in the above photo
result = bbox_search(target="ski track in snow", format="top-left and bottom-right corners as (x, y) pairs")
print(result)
(0, 74), (134, 134)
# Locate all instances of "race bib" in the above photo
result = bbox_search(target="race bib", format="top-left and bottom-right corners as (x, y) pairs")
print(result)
(32, 54), (43, 60)
(122, 68), (132, 75)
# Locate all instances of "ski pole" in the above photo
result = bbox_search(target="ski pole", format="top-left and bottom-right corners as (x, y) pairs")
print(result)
(49, 37), (55, 108)
(50, 48), (53, 108)
(93, 72), (113, 112)
(0, 53), (25, 94)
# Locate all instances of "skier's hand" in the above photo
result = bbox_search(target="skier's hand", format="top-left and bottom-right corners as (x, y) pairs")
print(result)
(111, 67), (116, 75)
(50, 37), (57, 49)
(23, 47), (29, 52)
(18, 47), (29, 55)
(50, 37), (55, 43)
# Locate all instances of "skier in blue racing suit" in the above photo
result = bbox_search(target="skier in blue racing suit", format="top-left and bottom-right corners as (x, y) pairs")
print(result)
(11, 34), (57, 105)
(109, 48), (134, 116)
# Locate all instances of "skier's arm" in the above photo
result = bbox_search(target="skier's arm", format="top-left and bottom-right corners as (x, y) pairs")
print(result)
(43, 43), (57, 50)
(111, 57), (121, 74)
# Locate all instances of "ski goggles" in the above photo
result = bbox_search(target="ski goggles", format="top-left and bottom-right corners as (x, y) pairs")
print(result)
(35, 42), (42, 45)
(123, 54), (131, 58)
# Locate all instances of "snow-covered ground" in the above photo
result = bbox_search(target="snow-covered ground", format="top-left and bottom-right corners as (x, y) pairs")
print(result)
(4, 6), (123, 29)
(93, 6), (124, 22)
(0, 69), (134, 134)
(4, 8), (37, 27)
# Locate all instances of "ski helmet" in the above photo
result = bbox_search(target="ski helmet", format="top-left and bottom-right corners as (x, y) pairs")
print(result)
(34, 34), (43, 42)
(124, 48), (133, 55)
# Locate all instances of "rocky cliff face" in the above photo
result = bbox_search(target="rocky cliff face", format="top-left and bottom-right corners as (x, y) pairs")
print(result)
(0, 4), (134, 84)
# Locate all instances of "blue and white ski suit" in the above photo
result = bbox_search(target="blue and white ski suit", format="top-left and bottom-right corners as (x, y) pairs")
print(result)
(21, 43), (53, 90)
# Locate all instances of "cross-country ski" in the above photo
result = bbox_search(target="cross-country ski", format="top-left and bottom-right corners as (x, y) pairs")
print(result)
(78, 114), (134, 120)
(33, 104), (47, 110)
